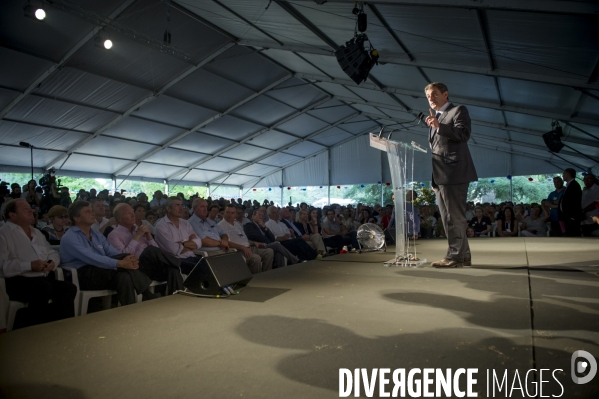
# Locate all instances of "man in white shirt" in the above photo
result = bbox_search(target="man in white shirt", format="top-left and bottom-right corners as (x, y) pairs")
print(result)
(154, 197), (203, 275)
(90, 198), (113, 234)
(265, 206), (317, 260)
(0, 199), (76, 329)
(581, 174), (599, 237)
(219, 204), (273, 273)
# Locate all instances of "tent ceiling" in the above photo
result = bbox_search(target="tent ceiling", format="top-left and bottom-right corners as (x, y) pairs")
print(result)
(0, 0), (598, 188)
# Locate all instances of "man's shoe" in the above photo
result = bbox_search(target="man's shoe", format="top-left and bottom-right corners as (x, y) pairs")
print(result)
(316, 254), (323, 259)
(431, 258), (463, 268)
(463, 258), (472, 266)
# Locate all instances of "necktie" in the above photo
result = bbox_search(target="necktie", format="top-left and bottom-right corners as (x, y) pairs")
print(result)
(430, 112), (441, 140)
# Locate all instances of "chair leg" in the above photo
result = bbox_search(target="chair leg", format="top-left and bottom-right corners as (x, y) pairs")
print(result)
(6, 306), (19, 332)
(102, 295), (112, 310)
(80, 296), (90, 316)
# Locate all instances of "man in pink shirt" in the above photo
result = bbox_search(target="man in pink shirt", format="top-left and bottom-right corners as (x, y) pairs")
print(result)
(154, 197), (203, 275)
(108, 203), (183, 294)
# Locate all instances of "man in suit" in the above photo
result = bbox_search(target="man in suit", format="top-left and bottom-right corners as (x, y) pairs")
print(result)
(558, 168), (582, 237)
(424, 82), (478, 268)
(244, 208), (300, 268)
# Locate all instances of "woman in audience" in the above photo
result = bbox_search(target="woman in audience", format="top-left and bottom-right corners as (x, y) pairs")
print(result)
(342, 208), (356, 231)
(22, 179), (41, 209)
(520, 206), (548, 237)
(514, 204), (527, 224)
(42, 205), (69, 243)
(357, 209), (376, 226)
(468, 206), (492, 237)
(134, 204), (155, 234)
(483, 205), (496, 223)
(295, 209), (328, 256)
(497, 206), (518, 237)
(466, 226), (475, 238)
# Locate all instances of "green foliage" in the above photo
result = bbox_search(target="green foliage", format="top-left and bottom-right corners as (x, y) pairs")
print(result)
(343, 184), (392, 206)
(468, 175), (555, 203)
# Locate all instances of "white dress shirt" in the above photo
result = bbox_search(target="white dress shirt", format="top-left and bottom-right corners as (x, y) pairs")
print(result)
(91, 217), (109, 231)
(218, 220), (250, 247)
(154, 217), (202, 258)
(0, 221), (60, 278)
(265, 219), (291, 239)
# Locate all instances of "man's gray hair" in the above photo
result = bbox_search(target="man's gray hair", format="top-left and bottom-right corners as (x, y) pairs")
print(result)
(192, 198), (207, 209)
(165, 196), (181, 209)
(267, 205), (278, 215)
(113, 203), (129, 221)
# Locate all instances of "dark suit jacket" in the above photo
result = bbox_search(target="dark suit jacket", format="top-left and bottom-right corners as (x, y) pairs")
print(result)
(558, 180), (582, 222)
(429, 103), (478, 186)
(243, 222), (276, 244)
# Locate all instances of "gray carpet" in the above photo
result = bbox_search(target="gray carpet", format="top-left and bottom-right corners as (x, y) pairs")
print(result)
(1, 237), (598, 398)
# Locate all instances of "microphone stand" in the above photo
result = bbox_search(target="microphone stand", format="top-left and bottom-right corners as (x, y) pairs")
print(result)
(19, 141), (34, 180)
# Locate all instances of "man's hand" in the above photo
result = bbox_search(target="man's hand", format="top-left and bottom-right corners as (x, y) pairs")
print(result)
(301, 234), (310, 240)
(425, 108), (440, 129)
(219, 239), (229, 252)
(31, 260), (53, 272)
(288, 229), (296, 238)
(242, 247), (253, 258)
(116, 255), (139, 269)
(593, 216), (599, 225)
(255, 242), (267, 249)
(133, 225), (151, 241)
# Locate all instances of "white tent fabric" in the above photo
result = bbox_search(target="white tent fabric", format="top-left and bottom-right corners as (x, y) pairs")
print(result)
(1, 0), (598, 189)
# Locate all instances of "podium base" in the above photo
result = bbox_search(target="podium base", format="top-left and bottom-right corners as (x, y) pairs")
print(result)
(384, 254), (427, 268)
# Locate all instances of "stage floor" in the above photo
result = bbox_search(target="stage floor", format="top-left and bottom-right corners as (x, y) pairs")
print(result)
(1, 237), (598, 398)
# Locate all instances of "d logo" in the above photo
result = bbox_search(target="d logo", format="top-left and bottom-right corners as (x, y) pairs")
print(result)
(571, 350), (597, 384)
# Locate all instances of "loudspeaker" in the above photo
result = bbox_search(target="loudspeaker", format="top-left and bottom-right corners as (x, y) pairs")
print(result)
(184, 251), (252, 296)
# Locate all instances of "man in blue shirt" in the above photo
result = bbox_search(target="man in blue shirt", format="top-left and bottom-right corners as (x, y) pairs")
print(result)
(61, 201), (156, 306)
(546, 176), (565, 236)
(188, 198), (230, 254)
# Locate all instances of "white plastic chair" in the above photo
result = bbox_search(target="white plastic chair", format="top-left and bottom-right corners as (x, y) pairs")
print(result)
(1, 277), (27, 332)
(61, 266), (116, 316)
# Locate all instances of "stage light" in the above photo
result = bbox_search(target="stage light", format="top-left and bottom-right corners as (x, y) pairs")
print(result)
(542, 121), (564, 153)
(95, 34), (113, 50)
(335, 33), (379, 85)
(23, 3), (46, 20)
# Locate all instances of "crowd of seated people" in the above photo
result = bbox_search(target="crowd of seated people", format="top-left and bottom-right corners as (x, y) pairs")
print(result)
(2, 168), (599, 331)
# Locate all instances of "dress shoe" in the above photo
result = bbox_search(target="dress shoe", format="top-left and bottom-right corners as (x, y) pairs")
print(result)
(431, 258), (463, 268)
(463, 258), (472, 266)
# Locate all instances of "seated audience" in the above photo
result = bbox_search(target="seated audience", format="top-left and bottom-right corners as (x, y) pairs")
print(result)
(21, 180), (41, 209)
(520, 205), (548, 237)
(61, 201), (158, 305)
(265, 206), (317, 261)
(244, 208), (300, 268)
(294, 209), (328, 257)
(280, 207), (325, 257)
(497, 206), (518, 237)
(208, 204), (221, 223)
(145, 210), (158, 226)
(466, 226), (475, 238)
(108, 204), (183, 294)
(468, 206), (492, 237)
(580, 174), (599, 237)
(218, 204), (273, 273)
(154, 197), (203, 275)
(42, 205), (70, 243)
(558, 168), (582, 237)
(0, 199), (76, 329)
(236, 206), (251, 226)
(189, 199), (230, 254)
(322, 209), (359, 252)
(9, 183), (22, 199)
(380, 205), (393, 230)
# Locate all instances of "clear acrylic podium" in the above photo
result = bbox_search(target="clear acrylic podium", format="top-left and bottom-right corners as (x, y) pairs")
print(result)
(370, 133), (428, 267)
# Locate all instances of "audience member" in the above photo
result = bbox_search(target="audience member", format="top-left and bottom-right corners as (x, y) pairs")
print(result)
(546, 176), (565, 236)
(21, 180), (41, 209)
(244, 208), (300, 268)
(60, 201), (158, 305)
(293, 209), (327, 257)
(218, 204), (273, 273)
(188, 199), (230, 254)
(497, 206), (518, 237)
(133, 204), (155, 234)
(42, 205), (70, 243)
(154, 197), (203, 275)
(265, 206), (317, 261)
(208, 204), (221, 223)
(468, 206), (491, 237)
(9, 183), (22, 199)
(520, 205), (548, 237)
(558, 168), (582, 237)
(89, 198), (113, 234)
(108, 204), (183, 294)
(321, 209), (359, 252)
(150, 190), (167, 208)
(236, 206), (251, 226)
(0, 199), (76, 329)
(580, 174), (599, 237)
(281, 207), (324, 257)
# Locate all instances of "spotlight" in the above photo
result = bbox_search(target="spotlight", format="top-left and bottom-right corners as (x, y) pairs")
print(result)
(542, 121), (564, 153)
(335, 33), (379, 85)
(95, 34), (113, 50)
(23, 3), (46, 20)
